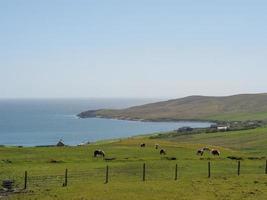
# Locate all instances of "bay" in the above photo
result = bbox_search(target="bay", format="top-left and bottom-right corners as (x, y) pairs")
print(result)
(0, 98), (212, 146)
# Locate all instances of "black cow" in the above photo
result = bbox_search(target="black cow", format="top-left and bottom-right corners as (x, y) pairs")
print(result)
(196, 149), (204, 156)
(140, 143), (146, 148)
(94, 149), (105, 157)
(160, 149), (166, 155)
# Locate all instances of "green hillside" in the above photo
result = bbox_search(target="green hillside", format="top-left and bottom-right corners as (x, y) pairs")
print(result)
(158, 126), (267, 156)
(78, 93), (267, 121)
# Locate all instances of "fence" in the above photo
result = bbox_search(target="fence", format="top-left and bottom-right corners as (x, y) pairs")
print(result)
(1, 160), (267, 190)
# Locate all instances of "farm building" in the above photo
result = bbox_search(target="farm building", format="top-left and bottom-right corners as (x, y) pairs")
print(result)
(56, 139), (65, 147)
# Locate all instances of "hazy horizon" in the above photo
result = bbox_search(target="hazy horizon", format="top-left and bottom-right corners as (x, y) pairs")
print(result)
(0, 92), (267, 100)
(1, 0), (267, 99)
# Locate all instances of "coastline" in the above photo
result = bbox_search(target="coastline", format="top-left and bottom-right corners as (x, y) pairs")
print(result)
(76, 110), (218, 123)
(77, 114), (218, 123)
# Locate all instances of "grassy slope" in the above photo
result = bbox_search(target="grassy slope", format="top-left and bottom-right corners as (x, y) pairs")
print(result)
(2, 127), (267, 200)
(167, 126), (267, 155)
(78, 93), (267, 121)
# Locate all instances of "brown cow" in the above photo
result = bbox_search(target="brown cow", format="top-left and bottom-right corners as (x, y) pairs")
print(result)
(210, 149), (220, 156)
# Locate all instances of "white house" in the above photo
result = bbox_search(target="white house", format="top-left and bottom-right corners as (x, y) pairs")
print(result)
(217, 126), (229, 131)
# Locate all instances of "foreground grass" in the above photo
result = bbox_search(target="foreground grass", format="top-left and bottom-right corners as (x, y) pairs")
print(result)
(1, 128), (267, 200)
(11, 176), (267, 200)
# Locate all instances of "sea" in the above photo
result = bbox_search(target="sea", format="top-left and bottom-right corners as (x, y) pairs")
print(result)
(0, 98), (212, 146)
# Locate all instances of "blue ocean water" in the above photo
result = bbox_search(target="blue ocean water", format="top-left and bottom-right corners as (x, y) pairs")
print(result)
(0, 99), (212, 146)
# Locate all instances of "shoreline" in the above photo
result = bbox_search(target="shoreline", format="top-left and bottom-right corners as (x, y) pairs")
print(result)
(77, 115), (218, 123)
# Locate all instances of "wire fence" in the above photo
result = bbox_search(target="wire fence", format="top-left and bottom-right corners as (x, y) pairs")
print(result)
(1, 160), (267, 190)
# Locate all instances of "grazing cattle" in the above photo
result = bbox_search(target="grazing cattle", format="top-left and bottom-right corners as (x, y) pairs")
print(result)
(196, 149), (204, 156)
(211, 149), (220, 156)
(160, 149), (166, 155)
(155, 144), (160, 149)
(94, 149), (105, 158)
(140, 143), (146, 148)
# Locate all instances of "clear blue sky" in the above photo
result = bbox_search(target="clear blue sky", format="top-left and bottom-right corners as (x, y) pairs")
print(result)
(0, 0), (267, 98)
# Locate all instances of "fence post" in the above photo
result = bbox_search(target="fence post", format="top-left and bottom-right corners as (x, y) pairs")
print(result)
(265, 160), (267, 174)
(142, 163), (146, 181)
(105, 165), (109, 184)
(208, 162), (211, 178)
(24, 171), (28, 190)
(237, 161), (240, 176)
(63, 168), (68, 187)
(174, 164), (178, 180)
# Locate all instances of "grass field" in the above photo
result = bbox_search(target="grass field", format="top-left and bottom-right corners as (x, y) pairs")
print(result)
(1, 127), (267, 200)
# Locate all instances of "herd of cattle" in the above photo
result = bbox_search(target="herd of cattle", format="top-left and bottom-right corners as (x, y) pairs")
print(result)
(196, 147), (220, 156)
(140, 143), (166, 155)
(93, 143), (220, 158)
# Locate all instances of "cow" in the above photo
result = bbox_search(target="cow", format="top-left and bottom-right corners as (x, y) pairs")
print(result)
(155, 144), (160, 149)
(140, 143), (146, 148)
(93, 149), (105, 158)
(210, 149), (220, 156)
(196, 148), (204, 156)
(160, 149), (166, 155)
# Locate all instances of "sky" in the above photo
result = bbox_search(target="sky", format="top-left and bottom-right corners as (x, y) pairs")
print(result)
(0, 0), (267, 99)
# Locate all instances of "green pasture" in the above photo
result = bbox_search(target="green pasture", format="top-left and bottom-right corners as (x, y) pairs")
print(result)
(1, 127), (267, 200)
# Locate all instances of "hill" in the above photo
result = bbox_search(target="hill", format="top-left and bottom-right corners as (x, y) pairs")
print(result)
(78, 93), (267, 121)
